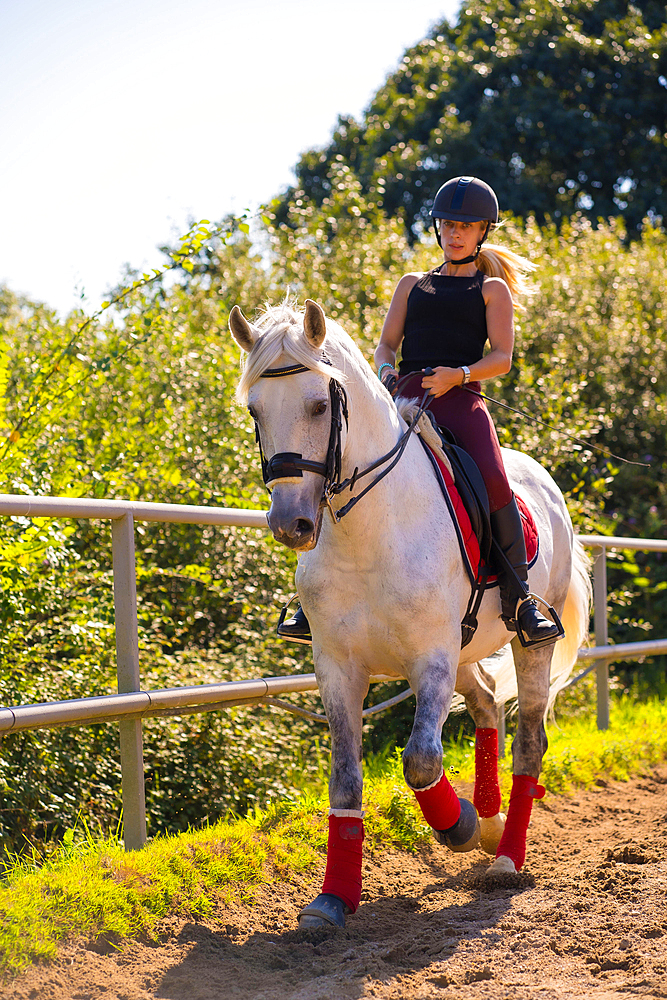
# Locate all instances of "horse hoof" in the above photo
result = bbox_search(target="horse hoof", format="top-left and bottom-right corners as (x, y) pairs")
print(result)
(479, 812), (507, 855)
(298, 913), (332, 929)
(434, 798), (481, 853)
(486, 854), (516, 875)
(298, 893), (347, 929)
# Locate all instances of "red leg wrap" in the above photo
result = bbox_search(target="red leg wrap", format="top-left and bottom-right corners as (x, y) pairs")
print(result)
(321, 815), (364, 913)
(495, 773), (545, 871)
(412, 771), (461, 831)
(473, 728), (502, 818)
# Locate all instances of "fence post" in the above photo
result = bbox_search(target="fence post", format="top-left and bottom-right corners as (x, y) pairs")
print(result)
(112, 513), (147, 850)
(497, 701), (506, 758)
(593, 546), (610, 731)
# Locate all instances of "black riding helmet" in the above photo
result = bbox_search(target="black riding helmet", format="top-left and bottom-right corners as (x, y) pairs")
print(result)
(430, 176), (499, 264)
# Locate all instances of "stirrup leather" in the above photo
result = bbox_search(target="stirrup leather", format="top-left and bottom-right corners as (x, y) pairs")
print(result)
(505, 593), (565, 650)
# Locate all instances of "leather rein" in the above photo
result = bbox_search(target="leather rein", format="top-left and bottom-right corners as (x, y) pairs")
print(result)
(252, 361), (431, 523)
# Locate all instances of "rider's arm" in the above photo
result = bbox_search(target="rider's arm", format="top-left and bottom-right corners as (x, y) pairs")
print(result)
(421, 276), (514, 398)
(374, 274), (420, 377)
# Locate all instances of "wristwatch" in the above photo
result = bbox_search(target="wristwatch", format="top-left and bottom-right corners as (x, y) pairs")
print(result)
(460, 365), (471, 385)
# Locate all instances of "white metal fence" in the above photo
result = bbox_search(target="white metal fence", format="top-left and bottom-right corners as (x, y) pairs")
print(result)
(1, 494), (666, 850)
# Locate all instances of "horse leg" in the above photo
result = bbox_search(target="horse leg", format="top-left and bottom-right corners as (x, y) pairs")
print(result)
(403, 657), (480, 853)
(298, 658), (369, 929)
(456, 660), (506, 855)
(488, 643), (553, 875)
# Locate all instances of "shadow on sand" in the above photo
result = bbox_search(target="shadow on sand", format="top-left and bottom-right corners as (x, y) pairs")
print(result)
(153, 860), (533, 1000)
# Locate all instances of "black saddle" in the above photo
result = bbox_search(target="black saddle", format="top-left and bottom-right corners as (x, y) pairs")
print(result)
(424, 413), (492, 565)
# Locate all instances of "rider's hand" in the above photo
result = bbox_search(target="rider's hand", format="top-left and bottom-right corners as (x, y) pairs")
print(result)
(381, 369), (398, 396)
(421, 366), (463, 398)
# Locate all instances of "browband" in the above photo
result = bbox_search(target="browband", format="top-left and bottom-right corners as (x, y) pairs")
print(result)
(260, 363), (311, 378)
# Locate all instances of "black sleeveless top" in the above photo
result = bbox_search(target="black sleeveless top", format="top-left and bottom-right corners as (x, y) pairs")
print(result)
(398, 268), (487, 376)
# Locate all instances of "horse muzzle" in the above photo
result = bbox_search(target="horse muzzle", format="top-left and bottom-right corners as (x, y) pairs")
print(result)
(267, 488), (324, 551)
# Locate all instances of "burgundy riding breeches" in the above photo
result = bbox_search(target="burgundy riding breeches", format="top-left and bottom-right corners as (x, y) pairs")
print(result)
(398, 373), (512, 514)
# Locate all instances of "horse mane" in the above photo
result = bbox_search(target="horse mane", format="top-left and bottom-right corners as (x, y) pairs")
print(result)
(235, 302), (355, 404)
(395, 397), (453, 478)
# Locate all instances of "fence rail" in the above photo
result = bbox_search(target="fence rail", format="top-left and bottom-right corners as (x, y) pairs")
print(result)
(577, 534), (667, 730)
(0, 495), (664, 851)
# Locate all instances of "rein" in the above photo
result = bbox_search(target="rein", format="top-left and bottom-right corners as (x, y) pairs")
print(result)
(464, 386), (650, 468)
(253, 361), (431, 523)
(253, 360), (489, 646)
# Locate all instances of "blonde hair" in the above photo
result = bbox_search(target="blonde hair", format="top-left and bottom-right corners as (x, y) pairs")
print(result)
(475, 225), (536, 306)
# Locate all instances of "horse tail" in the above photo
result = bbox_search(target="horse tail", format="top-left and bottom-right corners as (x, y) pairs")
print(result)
(545, 534), (592, 708)
(481, 534), (592, 712)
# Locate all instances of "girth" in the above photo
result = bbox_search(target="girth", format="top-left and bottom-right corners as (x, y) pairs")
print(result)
(419, 437), (491, 648)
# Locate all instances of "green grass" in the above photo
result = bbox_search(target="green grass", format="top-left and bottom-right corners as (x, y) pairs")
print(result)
(0, 778), (426, 980)
(542, 697), (667, 792)
(2, 697), (666, 981)
(441, 696), (667, 796)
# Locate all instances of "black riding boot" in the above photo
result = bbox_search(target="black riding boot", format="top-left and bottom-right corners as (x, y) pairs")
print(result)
(490, 496), (563, 648)
(277, 603), (312, 644)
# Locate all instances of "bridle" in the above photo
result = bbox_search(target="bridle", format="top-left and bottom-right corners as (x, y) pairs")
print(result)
(252, 361), (349, 511)
(251, 361), (431, 523)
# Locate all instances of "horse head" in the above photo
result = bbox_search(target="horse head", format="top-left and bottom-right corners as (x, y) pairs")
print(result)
(230, 300), (345, 551)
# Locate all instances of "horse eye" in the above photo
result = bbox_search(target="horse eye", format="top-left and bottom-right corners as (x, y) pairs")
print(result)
(247, 405), (257, 419)
(313, 400), (328, 416)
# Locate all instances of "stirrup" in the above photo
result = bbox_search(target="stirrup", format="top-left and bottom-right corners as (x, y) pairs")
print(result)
(510, 593), (565, 650)
(276, 595), (312, 645)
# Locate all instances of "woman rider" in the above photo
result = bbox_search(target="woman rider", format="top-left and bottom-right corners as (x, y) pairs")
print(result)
(279, 176), (562, 647)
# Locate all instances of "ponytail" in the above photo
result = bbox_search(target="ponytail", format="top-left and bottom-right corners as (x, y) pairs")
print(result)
(476, 235), (536, 307)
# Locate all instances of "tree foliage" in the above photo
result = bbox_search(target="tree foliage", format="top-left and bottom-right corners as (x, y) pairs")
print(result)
(0, 203), (666, 854)
(275, 0), (667, 236)
(0, 246), (325, 855)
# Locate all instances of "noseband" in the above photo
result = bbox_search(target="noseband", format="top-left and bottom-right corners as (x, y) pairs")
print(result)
(251, 360), (431, 523)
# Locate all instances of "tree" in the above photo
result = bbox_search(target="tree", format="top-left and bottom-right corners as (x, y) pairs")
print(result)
(275, 0), (667, 235)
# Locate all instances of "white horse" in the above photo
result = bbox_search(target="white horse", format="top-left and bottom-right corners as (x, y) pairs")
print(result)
(230, 299), (590, 929)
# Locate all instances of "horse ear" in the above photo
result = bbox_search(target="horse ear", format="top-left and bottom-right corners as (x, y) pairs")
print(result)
(303, 299), (327, 349)
(229, 305), (257, 353)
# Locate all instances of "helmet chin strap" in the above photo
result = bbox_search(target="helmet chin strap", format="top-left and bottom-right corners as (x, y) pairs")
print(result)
(444, 249), (480, 266)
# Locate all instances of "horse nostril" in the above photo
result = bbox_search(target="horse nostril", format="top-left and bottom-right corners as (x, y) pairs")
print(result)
(267, 505), (318, 549)
(294, 518), (314, 538)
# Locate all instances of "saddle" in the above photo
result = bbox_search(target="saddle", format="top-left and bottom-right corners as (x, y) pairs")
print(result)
(418, 417), (539, 648)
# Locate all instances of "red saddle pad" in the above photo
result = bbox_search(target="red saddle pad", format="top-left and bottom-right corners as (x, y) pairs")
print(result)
(428, 445), (538, 584)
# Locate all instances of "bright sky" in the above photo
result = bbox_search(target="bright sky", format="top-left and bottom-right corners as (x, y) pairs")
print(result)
(0, 0), (459, 316)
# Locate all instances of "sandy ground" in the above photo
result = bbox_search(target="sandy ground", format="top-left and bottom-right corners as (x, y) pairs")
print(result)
(4, 767), (667, 1000)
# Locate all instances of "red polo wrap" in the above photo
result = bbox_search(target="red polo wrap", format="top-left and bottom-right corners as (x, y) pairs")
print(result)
(473, 728), (502, 818)
(321, 815), (364, 913)
(495, 773), (545, 870)
(412, 771), (461, 831)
